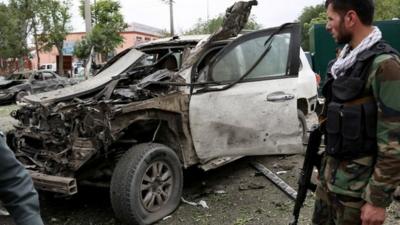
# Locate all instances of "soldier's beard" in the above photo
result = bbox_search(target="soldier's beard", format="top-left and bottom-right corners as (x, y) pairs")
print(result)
(336, 20), (352, 45)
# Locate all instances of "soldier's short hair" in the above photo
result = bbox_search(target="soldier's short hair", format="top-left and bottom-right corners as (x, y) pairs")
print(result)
(325, 0), (375, 25)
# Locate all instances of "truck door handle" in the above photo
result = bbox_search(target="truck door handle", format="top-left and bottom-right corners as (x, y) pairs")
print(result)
(266, 91), (295, 102)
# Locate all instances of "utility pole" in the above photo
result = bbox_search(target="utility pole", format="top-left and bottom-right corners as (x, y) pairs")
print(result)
(169, 0), (174, 36)
(84, 0), (93, 80)
(161, 0), (174, 36)
(84, 0), (92, 33)
(207, 0), (209, 22)
(207, 0), (210, 33)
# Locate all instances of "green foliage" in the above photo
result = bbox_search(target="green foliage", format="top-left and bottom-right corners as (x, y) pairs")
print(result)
(375, 0), (400, 20)
(0, 0), (34, 60)
(303, 11), (327, 51)
(0, 0), (72, 72)
(76, 0), (127, 60)
(38, 0), (71, 74)
(298, 0), (400, 51)
(297, 4), (325, 51)
(91, 24), (125, 56)
(184, 14), (261, 35)
(73, 38), (91, 60)
(38, 0), (71, 51)
(159, 29), (172, 38)
(0, 3), (23, 59)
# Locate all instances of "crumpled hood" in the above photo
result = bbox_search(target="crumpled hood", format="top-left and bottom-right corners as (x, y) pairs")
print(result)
(24, 49), (145, 105)
(135, 69), (173, 89)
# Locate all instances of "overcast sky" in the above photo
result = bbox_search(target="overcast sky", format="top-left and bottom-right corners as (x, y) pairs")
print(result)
(71, 0), (324, 33)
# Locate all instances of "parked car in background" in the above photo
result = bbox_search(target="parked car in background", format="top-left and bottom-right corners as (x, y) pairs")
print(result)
(39, 63), (57, 72)
(0, 70), (77, 104)
(72, 62), (84, 77)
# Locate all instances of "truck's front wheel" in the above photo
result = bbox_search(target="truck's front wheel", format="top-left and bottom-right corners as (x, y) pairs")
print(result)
(110, 143), (183, 225)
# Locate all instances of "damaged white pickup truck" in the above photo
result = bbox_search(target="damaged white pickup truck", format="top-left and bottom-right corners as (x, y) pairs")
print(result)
(6, 1), (317, 224)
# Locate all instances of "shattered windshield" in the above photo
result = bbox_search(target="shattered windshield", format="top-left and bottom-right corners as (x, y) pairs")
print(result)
(133, 53), (155, 68)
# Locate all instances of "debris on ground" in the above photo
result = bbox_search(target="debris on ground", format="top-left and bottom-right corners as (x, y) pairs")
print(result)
(238, 182), (265, 191)
(276, 171), (288, 175)
(214, 190), (227, 194)
(181, 197), (209, 209)
(250, 161), (297, 200)
(162, 215), (172, 221)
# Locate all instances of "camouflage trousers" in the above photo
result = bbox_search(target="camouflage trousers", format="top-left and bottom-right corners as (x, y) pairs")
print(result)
(312, 187), (365, 225)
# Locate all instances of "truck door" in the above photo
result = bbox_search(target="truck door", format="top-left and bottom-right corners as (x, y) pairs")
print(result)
(189, 23), (303, 161)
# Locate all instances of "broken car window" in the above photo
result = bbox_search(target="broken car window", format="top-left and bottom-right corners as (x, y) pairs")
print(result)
(42, 72), (56, 80)
(33, 73), (42, 80)
(211, 33), (291, 82)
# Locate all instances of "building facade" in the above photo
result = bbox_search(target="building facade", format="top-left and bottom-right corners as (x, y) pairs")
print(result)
(32, 22), (163, 73)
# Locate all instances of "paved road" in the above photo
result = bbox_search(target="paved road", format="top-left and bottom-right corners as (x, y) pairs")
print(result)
(0, 104), (18, 133)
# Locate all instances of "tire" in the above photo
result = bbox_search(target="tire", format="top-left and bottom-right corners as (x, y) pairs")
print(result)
(298, 109), (308, 145)
(110, 143), (183, 225)
(15, 91), (28, 103)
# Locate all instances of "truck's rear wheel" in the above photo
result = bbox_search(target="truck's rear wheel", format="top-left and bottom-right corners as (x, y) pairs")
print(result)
(110, 143), (183, 225)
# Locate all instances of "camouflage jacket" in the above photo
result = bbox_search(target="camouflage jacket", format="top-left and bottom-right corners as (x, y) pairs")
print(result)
(318, 53), (400, 208)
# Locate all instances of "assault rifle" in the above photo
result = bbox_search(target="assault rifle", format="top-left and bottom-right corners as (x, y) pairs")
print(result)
(289, 125), (323, 225)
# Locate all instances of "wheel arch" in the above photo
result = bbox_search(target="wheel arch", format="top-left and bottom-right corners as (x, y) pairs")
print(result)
(297, 97), (308, 116)
(111, 109), (199, 168)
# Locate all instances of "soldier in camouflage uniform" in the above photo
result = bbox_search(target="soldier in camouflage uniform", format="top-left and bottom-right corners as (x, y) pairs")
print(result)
(312, 1), (400, 225)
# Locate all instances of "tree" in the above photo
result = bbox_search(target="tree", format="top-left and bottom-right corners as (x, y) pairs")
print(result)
(298, 0), (400, 51)
(297, 4), (325, 51)
(0, 3), (20, 73)
(76, 0), (127, 61)
(303, 11), (327, 50)
(73, 38), (91, 60)
(3, 0), (36, 71)
(38, 0), (71, 75)
(0, 0), (72, 73)
(0, 3), (22, 60)
(375, 0), (400, 20)
(184, 14), (261, 35)
(30, 0), (50, 70)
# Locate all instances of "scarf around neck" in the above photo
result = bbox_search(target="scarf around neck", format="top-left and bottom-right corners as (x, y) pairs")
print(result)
(330, 26), (382, 79)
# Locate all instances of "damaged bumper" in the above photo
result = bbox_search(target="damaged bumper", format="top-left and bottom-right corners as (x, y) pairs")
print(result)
(29, 170), (77, 195)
